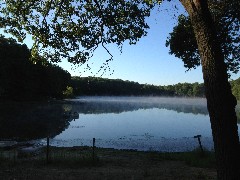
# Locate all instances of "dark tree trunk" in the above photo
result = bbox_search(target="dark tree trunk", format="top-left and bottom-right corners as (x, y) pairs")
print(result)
(180, 0), (240, 179)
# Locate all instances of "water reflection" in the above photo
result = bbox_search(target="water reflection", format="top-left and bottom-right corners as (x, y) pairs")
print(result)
(52, 97), (213, 151)
(1, 97), (239, 151)
(53, 107), (213, 151)
(0, 102), (74, 141)
(66, 96), (209, 115)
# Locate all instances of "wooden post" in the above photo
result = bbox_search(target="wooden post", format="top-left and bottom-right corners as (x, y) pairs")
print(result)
(46, 137), (50, 164)
(92, 138), (95, 162)
(194, 135), (204, 154)
(13, 149), (16, 164)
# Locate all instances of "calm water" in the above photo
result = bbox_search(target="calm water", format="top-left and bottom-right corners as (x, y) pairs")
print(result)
(52, 96), (214, 152)
(1, 96), (239, 152)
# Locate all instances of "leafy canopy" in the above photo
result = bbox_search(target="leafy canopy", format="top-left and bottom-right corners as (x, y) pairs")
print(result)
(0, 0), (154, 71)
(166, 0), (240, 74)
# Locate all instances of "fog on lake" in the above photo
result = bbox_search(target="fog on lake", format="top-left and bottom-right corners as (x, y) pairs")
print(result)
(1, 96), (239, 152)
(52, 96), (213, 151)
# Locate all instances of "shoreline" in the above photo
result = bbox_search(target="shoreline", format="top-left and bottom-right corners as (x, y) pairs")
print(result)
(0, 146), (217, 179)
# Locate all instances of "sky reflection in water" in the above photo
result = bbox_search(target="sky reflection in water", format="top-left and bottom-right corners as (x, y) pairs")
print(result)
(52, 97), (214, 152)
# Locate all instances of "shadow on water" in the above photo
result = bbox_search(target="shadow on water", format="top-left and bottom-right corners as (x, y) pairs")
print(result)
(1, 97), (239, 143)
(0, 102), (74, 141)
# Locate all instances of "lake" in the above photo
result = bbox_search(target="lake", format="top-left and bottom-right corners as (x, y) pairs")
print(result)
(53, 96), (213, 152)
(1, 97), (239, 152)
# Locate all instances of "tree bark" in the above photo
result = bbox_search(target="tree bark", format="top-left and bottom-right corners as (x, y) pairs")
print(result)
(180, 0), (240, 179)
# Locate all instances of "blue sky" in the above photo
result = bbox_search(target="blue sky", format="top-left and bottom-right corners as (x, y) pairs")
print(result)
(1, 1), (239, 85)
(59, 1), (204, 85)
(59, 1), (204, 86)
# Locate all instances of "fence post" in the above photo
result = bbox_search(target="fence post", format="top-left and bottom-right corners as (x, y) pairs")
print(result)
(194, 135), (204, 154)
(92, 138), (95, 162)
(13, 149), (16, 164)
(46, 136), (50, 164)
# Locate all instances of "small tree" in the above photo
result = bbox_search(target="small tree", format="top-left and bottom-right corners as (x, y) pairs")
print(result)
(63, 86), (74, 98)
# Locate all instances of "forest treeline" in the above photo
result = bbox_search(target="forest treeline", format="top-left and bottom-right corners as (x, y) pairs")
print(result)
(0, 35), (71, 100)
(71, 76), (240, 100)
(1, 35), (240, 100)
(70, 76), (205, 97)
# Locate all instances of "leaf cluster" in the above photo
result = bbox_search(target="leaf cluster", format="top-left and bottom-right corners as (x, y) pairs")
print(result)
(166, 0), (240, 75)
(0, 0), (153, 67)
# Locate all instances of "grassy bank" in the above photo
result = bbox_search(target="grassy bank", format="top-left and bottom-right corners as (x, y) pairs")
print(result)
(0, 146), (216, 179)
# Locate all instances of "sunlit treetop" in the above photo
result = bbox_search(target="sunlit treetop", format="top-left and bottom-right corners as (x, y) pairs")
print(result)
(0, 0), (157, 73)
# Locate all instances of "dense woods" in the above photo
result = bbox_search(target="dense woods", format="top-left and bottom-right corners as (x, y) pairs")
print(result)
(70, 76), (240, 100)
(71, 76), (205, 97)
(1, 33), (240, 101)
(0, 35), (71, 100)
(1, 34), (240, 101)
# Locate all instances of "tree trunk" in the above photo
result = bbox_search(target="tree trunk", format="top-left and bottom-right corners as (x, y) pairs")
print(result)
(180, 0), (240, 179)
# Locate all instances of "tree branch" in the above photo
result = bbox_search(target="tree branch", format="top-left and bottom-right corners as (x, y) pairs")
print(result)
(54, 0), (64, 22)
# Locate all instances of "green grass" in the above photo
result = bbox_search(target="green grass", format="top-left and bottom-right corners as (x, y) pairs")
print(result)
(34, 146), (100, 168)
(0, 146), (100, 168)
(1, 147), (216, 169)
(148, 148), (216, 169)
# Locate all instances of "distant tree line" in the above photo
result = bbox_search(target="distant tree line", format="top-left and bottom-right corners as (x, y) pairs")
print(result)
(2, 34), (240, 101)
(0, 35), (71, 100)
(70, 76), (206, 97)
(71, 76), (240, 99)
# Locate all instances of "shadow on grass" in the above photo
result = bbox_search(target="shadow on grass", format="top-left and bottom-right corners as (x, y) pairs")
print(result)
(0, 146), (100, 169)
(1, 146), (215, 169)
(147, 148), (216, 169)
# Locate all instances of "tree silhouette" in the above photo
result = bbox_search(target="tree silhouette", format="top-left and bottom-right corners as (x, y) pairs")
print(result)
(166, 0), (240, 75)
(0, 35), (71, 100)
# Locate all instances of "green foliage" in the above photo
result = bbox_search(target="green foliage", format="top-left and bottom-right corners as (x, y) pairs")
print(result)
(171, 82), (205, 97)
(0, 35), (31, 99)
(230, 78), (240, 100)
(70, 76), (240, 100)
(0, 0), (153, 74)
(228, 78), (240, 122)
(70, 76), (205, 97)
(166, 15), (200, 70)
(0, 35), (71, 100)
(166, 0), (240, 75)
(63, 86), (74, 98)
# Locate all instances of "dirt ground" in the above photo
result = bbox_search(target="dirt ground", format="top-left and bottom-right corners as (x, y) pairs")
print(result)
(0, 147), (217, 180)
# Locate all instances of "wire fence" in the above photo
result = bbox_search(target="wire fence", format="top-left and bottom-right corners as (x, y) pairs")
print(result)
(0, 135), (209, 165)
(0, 138), (98, 165)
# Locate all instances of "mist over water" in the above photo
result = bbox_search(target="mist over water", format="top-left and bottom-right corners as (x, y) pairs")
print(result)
(2, 96), (238, 152)
(67, 96), (209, 115)
(52, 96), (214, 152)
(74, 96), (207, 106)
